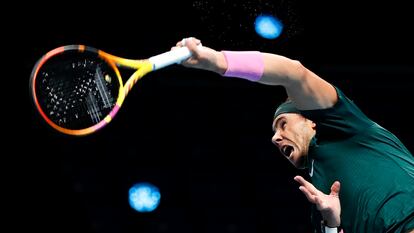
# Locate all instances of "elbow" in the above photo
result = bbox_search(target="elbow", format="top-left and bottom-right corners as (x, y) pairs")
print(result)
(285, 59), (308, 87)
(259, 55), (309, 86)
(292, 59), (308, 78)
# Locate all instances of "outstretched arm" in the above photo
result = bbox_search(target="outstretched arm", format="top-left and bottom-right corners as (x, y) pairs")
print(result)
(176, 38), (338, 110)
(294, 175), (341, 228)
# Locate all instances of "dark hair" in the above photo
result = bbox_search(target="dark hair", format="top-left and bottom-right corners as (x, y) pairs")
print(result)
(273, 100), (301, 119)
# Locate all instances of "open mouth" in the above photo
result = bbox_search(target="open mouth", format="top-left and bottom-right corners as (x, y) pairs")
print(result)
(281, 145), (294, 158)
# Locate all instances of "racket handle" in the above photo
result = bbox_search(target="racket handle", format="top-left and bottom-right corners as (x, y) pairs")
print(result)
(149, 47), (192, 70)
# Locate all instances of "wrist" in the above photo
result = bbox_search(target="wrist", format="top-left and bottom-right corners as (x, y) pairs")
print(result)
(220, 51), (264, 82)
(215, 51), (228, 75)
(321, 220), (341, 233)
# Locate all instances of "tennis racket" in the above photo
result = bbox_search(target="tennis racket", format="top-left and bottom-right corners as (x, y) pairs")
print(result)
(30, 42), (195, 136)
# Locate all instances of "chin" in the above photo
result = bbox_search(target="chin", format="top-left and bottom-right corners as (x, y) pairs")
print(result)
(292, 156), (306, 169)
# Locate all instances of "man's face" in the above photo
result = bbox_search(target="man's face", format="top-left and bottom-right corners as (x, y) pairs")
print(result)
(271, 113), (316, 169)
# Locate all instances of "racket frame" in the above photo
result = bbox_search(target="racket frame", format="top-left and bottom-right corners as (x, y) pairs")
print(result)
(30, 44), (193, 136)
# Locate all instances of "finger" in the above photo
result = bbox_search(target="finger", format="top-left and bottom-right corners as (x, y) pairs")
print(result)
(181, 37), (201, 48)
(190, 37), (201, 45)
(182, 37), (200, 45)
(298, 186), (318, 204)
(330, 181), (341, 197)
(294, 176), (319, 195)
(184, 38), (200, 57)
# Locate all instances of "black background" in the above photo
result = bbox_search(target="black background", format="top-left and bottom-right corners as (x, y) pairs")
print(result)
(6, 0), (414, 232)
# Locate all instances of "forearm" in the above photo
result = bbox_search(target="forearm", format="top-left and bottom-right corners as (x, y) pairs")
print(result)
(182, 38), (308, 89)
(185, 40), (306, 87)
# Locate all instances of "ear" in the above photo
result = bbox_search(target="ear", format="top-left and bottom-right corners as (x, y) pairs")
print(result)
(310, 120), (316, 130)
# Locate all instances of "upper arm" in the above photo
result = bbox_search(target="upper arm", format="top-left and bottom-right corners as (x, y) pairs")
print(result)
(258, 53), (337, 110)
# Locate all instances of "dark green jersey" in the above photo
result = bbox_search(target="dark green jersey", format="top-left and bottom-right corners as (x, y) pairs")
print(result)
(300, 87), (414, 233)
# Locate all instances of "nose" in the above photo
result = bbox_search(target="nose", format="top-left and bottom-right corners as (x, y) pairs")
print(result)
(272, 131), (282, 146)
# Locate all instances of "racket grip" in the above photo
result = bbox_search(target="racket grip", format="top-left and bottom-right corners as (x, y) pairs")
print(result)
(149, 47), (192, 70)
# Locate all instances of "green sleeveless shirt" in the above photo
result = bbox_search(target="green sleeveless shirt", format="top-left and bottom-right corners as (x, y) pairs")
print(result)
(300, 87), (414, 233)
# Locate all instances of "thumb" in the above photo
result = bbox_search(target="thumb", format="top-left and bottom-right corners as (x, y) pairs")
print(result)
(330, 181), (340, 197)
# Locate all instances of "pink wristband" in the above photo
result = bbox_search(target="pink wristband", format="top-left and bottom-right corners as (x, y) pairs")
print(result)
(222, 51), (264, 82)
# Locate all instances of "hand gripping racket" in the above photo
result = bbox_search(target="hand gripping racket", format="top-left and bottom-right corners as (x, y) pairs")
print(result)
(30, 42), (195, 136)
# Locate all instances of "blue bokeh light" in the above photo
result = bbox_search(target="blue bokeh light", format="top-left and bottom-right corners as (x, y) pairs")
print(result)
(128, 182), (161, 212)
(255, 15), (283, 39)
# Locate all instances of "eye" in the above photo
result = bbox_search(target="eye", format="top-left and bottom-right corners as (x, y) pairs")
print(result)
(279, 120), (287, 130)
(280, 121), (286, 129)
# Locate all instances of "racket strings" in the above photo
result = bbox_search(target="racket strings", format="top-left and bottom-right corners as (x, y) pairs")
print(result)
(94, 66), (114, 109)
(37, 53), (119, 129)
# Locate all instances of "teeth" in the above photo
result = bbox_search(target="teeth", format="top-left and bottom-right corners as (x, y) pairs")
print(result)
(281, 146), (288, 156)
